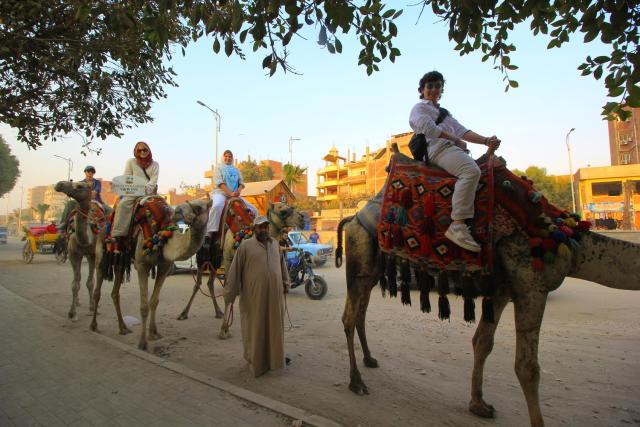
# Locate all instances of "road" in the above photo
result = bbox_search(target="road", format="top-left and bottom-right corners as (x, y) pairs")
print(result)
(1, 236), (639, 426)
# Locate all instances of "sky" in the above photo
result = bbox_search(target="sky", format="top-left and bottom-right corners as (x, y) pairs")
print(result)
(1, 4), (613, 212)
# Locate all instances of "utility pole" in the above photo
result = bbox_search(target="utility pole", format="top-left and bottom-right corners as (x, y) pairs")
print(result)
(565, 128), (576, 213)
(54, 155), (73, 180)
(288, 136), (301, 165)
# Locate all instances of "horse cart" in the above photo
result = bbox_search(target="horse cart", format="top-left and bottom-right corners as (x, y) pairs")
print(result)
(21, 225), (67, 264)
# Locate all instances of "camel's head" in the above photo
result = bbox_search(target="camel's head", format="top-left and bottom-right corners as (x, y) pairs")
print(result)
(172, 199), (212, 227)
(268, 202), (305, 231)
(54, 180), (92, 203)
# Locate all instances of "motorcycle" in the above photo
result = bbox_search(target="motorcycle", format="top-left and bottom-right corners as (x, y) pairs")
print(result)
(287, 248), (328, 300)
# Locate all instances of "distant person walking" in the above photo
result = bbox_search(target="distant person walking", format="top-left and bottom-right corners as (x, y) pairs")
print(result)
(224, 215), (290, 377)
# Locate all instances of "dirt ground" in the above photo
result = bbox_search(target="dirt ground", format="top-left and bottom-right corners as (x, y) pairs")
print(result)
(1, 237), (639, 427)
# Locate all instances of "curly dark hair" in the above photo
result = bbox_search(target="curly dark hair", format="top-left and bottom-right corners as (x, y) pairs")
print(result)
(418, 71), (445, 98)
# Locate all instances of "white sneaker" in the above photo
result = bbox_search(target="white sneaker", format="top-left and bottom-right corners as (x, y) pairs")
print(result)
(445, 223), (481, 252)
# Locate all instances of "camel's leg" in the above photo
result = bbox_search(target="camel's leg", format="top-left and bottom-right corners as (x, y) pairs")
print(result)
(177, 266), (203, 320)
(206, 271), (224, 318)
(513, 291), (548, 427)
(90, 261), (104, 332)
(68, 254), (82, 321)
(111, 269), (132, 335)
(469, 294), (510, 418)
(137, 265), (152, 350)
(85, 254), (96, 314)
(355, 281), (378, 368)
(147, 263), (172, 342)
(343, 277), (377, 396)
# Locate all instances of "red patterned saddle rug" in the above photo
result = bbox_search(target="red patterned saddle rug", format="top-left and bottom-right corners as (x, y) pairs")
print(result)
(378, 153), (592, 274)
(219, 198), (256, 249)
(133, 196), (177, 255)
(67, 201), (108, 237)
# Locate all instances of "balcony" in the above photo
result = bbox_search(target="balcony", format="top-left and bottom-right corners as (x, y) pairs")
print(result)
(318, 164), (338, 174)
(317, 180), (339, 188)
(316, 194), (338, 202)
(343, 175), (366, 184)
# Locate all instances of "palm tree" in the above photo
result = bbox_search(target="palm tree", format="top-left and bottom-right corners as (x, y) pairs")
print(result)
(33, 203), (50, 224)
(283, 163), (307, 191)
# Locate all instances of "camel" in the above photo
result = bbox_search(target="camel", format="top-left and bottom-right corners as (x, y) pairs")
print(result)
(90, 198), (212, 351)
(54, 181), (110, 321)
(335, 150), (640, 427)
(177, 200), (304, 332)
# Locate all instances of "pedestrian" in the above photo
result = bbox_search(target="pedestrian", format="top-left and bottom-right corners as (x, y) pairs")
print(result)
(409, 70), (501, 252)
(308, 228), (320, 244)
(224, 215), (290, 377)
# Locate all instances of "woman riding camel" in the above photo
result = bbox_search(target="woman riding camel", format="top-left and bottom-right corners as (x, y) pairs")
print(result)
(110, 141), (159, 251)
(205, 150), (258, 245)
(409, 70), (501, 252)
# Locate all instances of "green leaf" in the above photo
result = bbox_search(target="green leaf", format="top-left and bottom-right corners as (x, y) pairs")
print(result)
(327, 42), (335, 54)
(509, 80), (519, 88)
(335, 38), (343, 53)
(213, 38), (220, 53)
(593, 56), (609, 64)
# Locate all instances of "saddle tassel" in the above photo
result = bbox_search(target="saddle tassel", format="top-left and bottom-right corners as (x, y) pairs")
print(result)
(386, 256), (397, 298)
(437, 272), (450, 320)
(462, 275), (476, 323)
(400, 262), (411, 306)
(416, 270), (433, 313)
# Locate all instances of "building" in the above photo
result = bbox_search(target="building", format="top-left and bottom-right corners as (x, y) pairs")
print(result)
(575, 164), (640, 230)
(316, 132), (413, 207)
(608, 107), (640, 166)
(240, 179), (296, 215)
(165, 186), (208, 206)
(43, 185), (67, 221)
(28, 186), (47, 210)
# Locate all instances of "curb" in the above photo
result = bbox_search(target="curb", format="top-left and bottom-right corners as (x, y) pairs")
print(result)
(1, 285), (342, 427)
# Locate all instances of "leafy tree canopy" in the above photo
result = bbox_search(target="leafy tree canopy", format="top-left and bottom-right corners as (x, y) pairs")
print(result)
(1, 0), (637, 150)
(0, 134), (20, 197)
(237, 158), (274, 183)
(513, 165), (572, 210)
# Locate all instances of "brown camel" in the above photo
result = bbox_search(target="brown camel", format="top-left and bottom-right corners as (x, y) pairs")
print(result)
(54, 181), (110, 321)
(335, 153), (640, 427)
(90, 198), (212, 351)
(177, 200), (305, 324)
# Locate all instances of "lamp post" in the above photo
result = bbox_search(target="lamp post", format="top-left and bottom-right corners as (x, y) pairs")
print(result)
(566, 128), (576, 213)
(53, 155), (73, 180)
(288, 136), (301, 165)
(196, 100), (221, 165)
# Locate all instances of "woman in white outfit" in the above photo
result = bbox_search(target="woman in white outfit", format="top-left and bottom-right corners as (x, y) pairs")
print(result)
(205, 150), (258, 244)
(111, 141), (160, 250)
(409, 71), (501, 252)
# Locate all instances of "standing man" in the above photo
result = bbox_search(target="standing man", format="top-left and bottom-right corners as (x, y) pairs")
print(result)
(308, 228), (320, 244)
(224, 215), (290, 377)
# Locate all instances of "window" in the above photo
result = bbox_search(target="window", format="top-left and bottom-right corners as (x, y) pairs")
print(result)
(591, 181), (622, 196)
(621, 153), (631, 165)
(619, 134), (632, 146)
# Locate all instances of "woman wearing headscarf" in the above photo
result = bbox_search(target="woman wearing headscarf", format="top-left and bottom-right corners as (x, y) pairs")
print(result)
(111, 141), (160, 245)
(205, 150), (258, 244)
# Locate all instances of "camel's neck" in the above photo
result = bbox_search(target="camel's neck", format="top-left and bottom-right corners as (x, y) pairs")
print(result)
(162, 224), (206, 261)
(570, 232), (640, 290)
(73, 202), (92, 246)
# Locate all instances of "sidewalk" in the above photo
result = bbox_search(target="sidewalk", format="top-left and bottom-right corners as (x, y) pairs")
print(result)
(0, 285), (301, 427)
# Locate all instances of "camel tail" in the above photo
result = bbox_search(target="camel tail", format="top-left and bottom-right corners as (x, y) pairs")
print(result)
(335, 215), (355, 268)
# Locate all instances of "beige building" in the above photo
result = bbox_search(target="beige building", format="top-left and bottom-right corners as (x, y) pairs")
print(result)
(608, 108), (640, 166)
(316, 132), (413, 207)
(28, 186), (47, 210)
(44, 185), (68, 221)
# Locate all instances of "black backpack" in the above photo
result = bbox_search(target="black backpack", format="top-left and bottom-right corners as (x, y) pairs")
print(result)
(409, 107), (450, 165)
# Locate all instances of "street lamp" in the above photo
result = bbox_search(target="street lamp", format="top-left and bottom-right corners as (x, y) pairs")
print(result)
(565, 128), (576, 213)
(196, 100), (221, 165)
(53, 155), (73, 180)
(288, 136), (301, 165)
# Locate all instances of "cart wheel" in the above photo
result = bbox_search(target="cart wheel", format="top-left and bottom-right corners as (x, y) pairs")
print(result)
(22, 242), (34, 264)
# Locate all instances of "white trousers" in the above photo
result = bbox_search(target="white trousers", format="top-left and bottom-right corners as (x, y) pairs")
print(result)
(206, 193), (258, 233)
(428, 140), (481, 221)
(111, 196), (137, 237)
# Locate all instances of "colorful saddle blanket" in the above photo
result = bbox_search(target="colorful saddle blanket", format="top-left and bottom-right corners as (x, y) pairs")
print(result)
(377, 153), (590, 273)
(219, 198), (256, 249)
(67, 201), (108, 236)
(133, 196), (177, 254)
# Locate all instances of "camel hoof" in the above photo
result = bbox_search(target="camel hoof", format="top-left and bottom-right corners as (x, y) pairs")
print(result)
(215, 310), (224, 319)
(469, 400), (495, 418)
(119, 327), (132, 335)
(218, 329), (231, 340)
(349, 381), (369, 396)
(69, 313), (78, 322)
(177, 312), (188, 321)
(90, 322), (98, 332)
(138, 341), (148, 351)
(148, 333), (162, 341)
(363, 356), (379, 368)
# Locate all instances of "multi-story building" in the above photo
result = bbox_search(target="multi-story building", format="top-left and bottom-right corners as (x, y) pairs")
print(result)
(608, 107), (640, 166)
(575, 164), (640, 230)
(316, 132), (413, 207)
(43, 185), (68, 221)
(28, 186), (47, 210)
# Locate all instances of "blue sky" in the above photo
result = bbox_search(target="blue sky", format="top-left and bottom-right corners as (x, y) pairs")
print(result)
(2, 4), (612, 211)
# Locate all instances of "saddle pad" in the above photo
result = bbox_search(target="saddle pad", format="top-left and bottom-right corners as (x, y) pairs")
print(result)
(223, 198), (255, 236)
(378, 156), (494, 273)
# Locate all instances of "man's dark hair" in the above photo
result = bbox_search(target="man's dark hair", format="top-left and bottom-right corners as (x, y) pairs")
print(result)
(418, 71), (445, 98)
